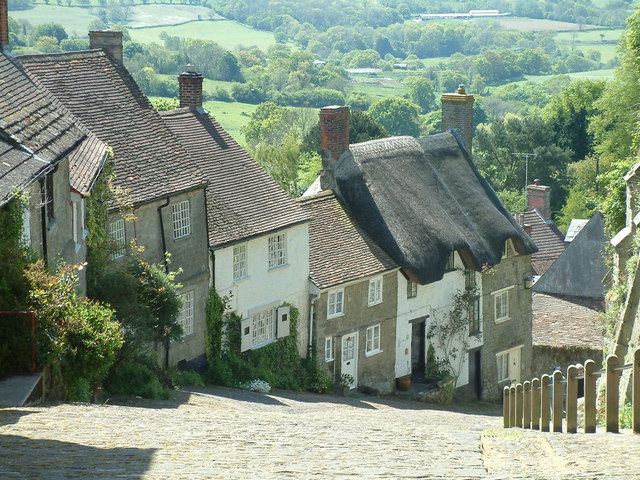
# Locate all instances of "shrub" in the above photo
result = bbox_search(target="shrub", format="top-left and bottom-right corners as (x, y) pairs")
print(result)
(105, 356), (170, 399)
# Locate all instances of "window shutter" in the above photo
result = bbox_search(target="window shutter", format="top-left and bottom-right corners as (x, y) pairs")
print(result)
(276, 305), (291, 339)
(240, 318), (253, 352)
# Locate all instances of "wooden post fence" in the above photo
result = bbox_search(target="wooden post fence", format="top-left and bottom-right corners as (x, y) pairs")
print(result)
(503, 348), (640, 434)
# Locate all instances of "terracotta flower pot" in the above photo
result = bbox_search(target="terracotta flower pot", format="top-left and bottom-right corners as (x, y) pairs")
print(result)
(396, 376), (411, 392)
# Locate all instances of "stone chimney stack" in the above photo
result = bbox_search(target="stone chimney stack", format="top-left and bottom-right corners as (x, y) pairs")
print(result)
(527, 179), (552, 221)
(89, 30), (123, 64)
(319, 105), (350, 190)
(441, 84), (475, 155)
(178, 65), (204, 109)
(0, 0), (9, 52)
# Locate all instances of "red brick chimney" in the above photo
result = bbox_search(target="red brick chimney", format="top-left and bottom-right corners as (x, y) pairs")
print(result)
(89, 30), (123, 64)
(441, 85), (475, 155)
(527, 179), (552, 221)
(178, 65), (204, 109)
(319, 105), (350, 190)
(0, 0), (9, 51)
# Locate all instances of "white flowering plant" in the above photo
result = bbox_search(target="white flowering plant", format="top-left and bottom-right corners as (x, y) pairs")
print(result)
(240, 379), (271, 393)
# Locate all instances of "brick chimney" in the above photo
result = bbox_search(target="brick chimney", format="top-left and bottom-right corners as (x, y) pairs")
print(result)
(319, 105), (350, 190)
(178, 65), (204, 109)
(89, 30), (123, 64)
(0, 0), (8, 52)
(526, 179), (552, 221)
(441, 84), (475, 155)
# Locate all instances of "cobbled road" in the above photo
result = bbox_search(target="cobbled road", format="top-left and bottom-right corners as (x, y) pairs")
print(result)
(1, 386), (639, 479)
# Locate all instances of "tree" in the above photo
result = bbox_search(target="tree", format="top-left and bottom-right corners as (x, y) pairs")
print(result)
(31, 22), (67, 43)
(405, 76), (436, 113)
(215, 51), (244, 82)
(368, 97), (421, 137)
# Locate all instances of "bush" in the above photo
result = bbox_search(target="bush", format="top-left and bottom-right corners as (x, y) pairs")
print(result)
(309, 368), (332, 393)
(105, 356), (170, 400)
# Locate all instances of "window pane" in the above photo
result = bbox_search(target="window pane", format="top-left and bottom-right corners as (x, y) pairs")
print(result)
(172, 201), (191, 239)
(178, 291), (194, 336)
(252, 308), (275, 346)
(108, 219), (126, 259)
(268, 233), (287, 268)
(233, 244), (247, 280)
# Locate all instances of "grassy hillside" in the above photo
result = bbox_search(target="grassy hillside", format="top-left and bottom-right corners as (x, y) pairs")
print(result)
(129, 19), (277, 50)
(128, 5), (216, 28)
(8, 5), (99, 36)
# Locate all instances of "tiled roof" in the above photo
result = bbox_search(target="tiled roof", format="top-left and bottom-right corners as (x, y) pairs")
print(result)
(160, 108), (309, 248)
(18, 51), (204, 206)
(0, 138), (43, 205)
(523, 209), (565, 276)
(532, 292), (604, 348)
(0, 52), (88, 204)
(67, 132), (107, 195)
(297, 190), (397, 289)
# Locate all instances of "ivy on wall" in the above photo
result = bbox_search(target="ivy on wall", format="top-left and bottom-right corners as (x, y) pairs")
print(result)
(205, 288), (330, 392)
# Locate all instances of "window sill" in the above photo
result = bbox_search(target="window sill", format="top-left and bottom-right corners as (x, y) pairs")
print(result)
(368, 300), (383, 307)
(365, 349), (382, 357)
(268, 263), (289, 271)
(495, 317), (511, 324)
(173, 233), (192, 241)
(327, 312), (344, 320)
(251, 338), (276, 350)
(233, 274), (250, 283)
(325, 358), (334, 363)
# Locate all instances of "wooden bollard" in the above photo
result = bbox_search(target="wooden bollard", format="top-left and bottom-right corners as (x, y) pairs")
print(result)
(552, 370), (563, 433)
(515, 383), (524, 428)
(634, 349), (640, 434)
(523, 381), (531, 429)
(606, 355), (620, 433)
(566, 365), (578, 434)
(510, 385), (517, 428)
(531, 378), (540, 430)
(584, 359), (597, 433)
(540, 374), (550, 432)
(503, 386), (510, 428)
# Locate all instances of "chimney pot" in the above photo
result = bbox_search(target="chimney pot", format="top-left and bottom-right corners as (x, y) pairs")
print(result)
(441, 88), (475, 156)
(319, 105), (350, 191)
(534, 178), (541, 185)
(0, 0), (8, 51)
(178, 68), (204, 109)
(89, 30), (123, 64)
(523, 224), (533, 236)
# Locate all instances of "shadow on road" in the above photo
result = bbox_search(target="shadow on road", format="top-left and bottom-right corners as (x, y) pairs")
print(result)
(0, 408), (39, 427)
(0, 435), (156, 479)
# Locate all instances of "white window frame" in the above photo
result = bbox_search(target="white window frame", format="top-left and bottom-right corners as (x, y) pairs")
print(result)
(251, 307), (275, 347)
(496, 350), (510, 383)
(172, 200), (191, 239)
(327, 289), (344, 319)
(365, 324), (381, 356)
(233, 243), (248, 280)
(324, 337), (334, 362)
(367, 276), (383, 306)
(492, 285), (514, 323)
(108, 218), (126, 259)
(268, 232), (287, 268)
(178, 291), (195, 337)
(407, 279), (417, 299)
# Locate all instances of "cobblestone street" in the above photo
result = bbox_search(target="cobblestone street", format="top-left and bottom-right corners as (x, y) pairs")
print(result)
(1, 387), (639, 479)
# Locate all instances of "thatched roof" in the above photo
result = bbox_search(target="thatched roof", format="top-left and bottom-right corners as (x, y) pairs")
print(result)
(333, 130), (537, 284)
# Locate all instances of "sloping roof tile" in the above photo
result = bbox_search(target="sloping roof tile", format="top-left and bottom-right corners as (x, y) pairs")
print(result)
(67, 132), (108, 195)
(160, 108), (308, 248)
(532, 292), (603, 348)
(333, 131), (537, 284)
(0, 138), (46, 205)
(297, 191), (397, 289)
(523, 209), (565, 276)
(18, 51), (204, 205)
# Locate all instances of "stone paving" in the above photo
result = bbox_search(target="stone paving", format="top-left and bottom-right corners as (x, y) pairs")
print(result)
(1, 386), (640, 479)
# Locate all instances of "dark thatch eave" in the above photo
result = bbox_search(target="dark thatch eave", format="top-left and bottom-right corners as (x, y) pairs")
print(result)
(333, 130), (537, 285)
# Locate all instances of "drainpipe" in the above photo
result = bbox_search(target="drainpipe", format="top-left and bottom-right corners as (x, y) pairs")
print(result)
(39, 178), (48, 264)
(308, 283), (320, 358)
(157, 197), (170, 368)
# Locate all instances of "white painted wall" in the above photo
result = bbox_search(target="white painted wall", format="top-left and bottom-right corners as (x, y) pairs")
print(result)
(213, 223), (310, 354)
(395, 253), (483, 387)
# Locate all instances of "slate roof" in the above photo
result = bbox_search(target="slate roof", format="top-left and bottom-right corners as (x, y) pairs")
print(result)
(332, 131), (537, 284)
(17, 50), (204, 206)
(523, 209), (565, 276)
(532, 292), (603, 349)
(160, 107), (309, 248)
(0, 52), (89, 205)
(297, 190), (397, 289)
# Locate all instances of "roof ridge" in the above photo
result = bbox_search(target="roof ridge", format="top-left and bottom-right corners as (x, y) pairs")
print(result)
(17, 49), (105, 63)
(296, 190), (335, 204)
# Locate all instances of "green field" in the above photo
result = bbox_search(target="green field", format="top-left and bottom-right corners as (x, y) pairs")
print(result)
(492, 17), (603, 31)
(130, 19), (277, 50)
(524, 68), (615, 83)
(8, 5), (100, 37)
(128, 5), (216, 28)
(554, 29), (623, 63)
